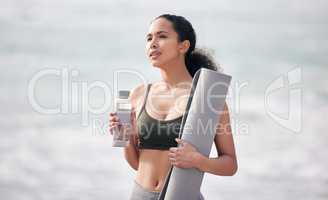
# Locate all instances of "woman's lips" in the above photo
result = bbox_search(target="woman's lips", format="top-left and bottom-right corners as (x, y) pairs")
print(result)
(150, 51), (161, 59)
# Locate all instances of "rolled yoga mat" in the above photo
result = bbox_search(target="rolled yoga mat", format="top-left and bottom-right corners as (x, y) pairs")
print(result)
(158, 68), (232, 200)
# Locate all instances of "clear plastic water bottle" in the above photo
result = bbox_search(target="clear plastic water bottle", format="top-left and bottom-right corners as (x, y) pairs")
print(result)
(112, 90), (131, 147)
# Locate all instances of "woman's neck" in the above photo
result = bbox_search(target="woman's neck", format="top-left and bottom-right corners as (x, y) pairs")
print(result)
(159, 60), (193, 89)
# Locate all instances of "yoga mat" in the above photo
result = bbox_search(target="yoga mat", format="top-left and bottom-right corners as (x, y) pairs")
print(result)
(158, 68), (232, 200)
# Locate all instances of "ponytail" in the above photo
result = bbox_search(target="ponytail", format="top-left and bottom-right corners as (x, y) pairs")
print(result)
(185, 48), (220, 77)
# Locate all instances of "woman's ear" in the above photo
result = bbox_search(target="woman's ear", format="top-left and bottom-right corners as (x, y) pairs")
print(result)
(179, 40), (190, 54)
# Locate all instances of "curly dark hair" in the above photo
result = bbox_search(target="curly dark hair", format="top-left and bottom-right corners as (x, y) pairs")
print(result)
(153, 14), (220, 77)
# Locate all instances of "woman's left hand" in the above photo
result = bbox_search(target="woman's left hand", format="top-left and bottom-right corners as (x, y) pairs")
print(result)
(168, 138), (200, 169)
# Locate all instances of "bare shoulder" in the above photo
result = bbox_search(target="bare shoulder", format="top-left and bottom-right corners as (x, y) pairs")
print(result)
(128, 84), (148, 109)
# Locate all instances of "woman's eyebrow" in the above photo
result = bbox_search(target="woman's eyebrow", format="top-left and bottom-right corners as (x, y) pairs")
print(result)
(146, 31), (169, 38)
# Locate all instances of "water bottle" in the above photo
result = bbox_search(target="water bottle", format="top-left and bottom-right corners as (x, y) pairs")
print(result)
(112, 90), (131, 147)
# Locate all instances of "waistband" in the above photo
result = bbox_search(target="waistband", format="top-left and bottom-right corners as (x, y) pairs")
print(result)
(133, 180), (161, 194)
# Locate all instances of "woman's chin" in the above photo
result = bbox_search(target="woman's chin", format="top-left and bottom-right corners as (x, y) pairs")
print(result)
(150, 60), (162, 68)
(152, 64), (161, 69)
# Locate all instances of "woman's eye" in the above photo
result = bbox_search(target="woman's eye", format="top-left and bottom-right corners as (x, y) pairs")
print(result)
(146, 35), (166, 42)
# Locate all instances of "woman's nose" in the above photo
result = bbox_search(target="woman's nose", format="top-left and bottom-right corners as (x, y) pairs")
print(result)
(150, 39), (158, 49)
(151, 43), (157, 48)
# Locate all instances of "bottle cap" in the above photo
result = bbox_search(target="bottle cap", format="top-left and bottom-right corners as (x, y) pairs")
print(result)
(118, 90), (130, 99)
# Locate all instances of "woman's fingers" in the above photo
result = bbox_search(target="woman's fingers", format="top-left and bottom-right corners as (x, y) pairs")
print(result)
(168, 152), (177, 163)
(168, 151), (180, 162)
(168, 152), (175, 158)
(109, 110), (136, 136)
(109, 112), (119, 135)
(109, 112), (117, 116)
(169, 150), (187, 168)
(109, 122), (121, 128)
(109, 122), (121, 135)
(110, 115), (120, 122)
(109, 112), (120, 122)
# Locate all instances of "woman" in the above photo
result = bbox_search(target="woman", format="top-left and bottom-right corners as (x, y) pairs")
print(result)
(109, 14), (238, 200)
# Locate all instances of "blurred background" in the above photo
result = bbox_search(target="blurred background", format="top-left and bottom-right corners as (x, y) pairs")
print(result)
(1, 0), (327, 199)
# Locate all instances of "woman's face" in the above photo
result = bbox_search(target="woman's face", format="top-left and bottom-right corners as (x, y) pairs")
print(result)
(145, 18), (186, 68)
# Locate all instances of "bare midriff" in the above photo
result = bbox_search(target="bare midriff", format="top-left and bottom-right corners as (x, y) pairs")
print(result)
(135, 149), (172, 192)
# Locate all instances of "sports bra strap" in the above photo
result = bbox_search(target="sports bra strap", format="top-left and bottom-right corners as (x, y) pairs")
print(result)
(137, 83), (152, 119)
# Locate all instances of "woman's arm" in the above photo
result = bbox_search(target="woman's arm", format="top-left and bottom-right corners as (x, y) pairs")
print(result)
(123, 134), (139, 170)
(123, 84), (146, 171)
(193, 103), (238, 176)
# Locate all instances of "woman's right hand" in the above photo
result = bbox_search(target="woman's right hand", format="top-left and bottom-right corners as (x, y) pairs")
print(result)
(109, 109), (137, 136)
(109, 112), (121, 135)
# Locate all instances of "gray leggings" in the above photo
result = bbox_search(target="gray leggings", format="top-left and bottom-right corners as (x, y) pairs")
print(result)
(129, 180), (205, 200)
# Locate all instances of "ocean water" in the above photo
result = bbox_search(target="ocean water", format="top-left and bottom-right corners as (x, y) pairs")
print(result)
(1, 0), (328, 199)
